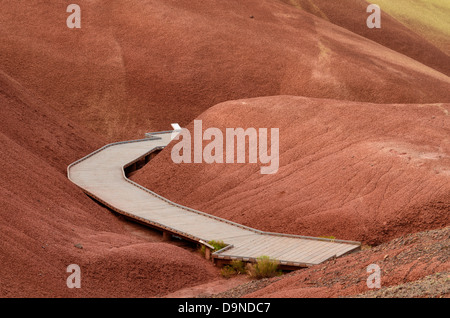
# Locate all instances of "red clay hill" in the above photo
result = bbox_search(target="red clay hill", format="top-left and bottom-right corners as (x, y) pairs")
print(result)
(281, 0), (450, 76)
(1, 0), (449, 141)
(0, 68), (219, 297)
(132, 96), (450, 246)
(1, 0), (449, 297)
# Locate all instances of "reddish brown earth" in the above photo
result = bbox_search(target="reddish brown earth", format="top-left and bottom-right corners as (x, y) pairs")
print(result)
(1, 0), (449, 298)
(282, 0), (450, 75)
(0, 71), (220, 297)
(244, 226), (450, 298)
(133, 96), (450, 246)
(1, 0), (450, 141)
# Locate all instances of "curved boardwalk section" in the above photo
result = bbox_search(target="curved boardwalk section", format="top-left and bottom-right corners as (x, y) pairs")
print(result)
(68, 130), (361, 268)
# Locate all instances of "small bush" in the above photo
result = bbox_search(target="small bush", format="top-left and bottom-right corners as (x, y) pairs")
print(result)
(220, 260), (247, 278)
(319, 236), (336, 240)
(361, 244), (372, 250)
(230, 260), (246, 274)
(220, 265), (237, 279)
(199, 240), (228, 256)
(246, 256), (281, 279)
(208, 240), (227, 251)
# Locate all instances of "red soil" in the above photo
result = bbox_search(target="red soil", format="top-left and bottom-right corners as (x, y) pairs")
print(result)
(133, 96), (450, 246)
(1, 0), (449, 141)
(245, 226), (450, 298)
(282, 0), (450, 75)
(1, 0), (449, 298)
(0, 71), (220, 297)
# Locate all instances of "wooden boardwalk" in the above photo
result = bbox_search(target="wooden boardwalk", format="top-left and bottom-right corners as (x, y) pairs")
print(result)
(68, 130), (360, 268)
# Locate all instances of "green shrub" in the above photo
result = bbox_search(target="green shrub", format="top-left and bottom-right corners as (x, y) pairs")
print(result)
(361, 244), (372, 250)
(220, 265), (237, 279)
(246, 256), (281, 279)
(200, 240), (228, 256)
(220, 260), (247, 278)
(208, 240), (227, 251)
(230, 260), (246, 275)
(319, 236), (336, 240)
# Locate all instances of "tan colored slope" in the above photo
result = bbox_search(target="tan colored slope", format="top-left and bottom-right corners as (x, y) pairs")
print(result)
(1, 0), (450, 141)
(132, 96), (450, 246)
(370, 0), (450, 54)
(282, 0), (450, 75)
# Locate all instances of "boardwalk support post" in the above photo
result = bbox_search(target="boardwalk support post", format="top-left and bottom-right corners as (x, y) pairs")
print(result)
(200, 240), (215, 261)
(205, 247), (211, 260)
(162, 231), (171, 241)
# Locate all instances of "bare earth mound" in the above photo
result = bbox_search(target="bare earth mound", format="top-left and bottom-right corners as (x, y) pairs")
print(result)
(133, 96), (450, 246)
(1, 0), (450, 140)
(282, 0), (450, 75)
(1, 0), (449, 298)
(244, 226), (449, 298)
(0, 71), (220, 297)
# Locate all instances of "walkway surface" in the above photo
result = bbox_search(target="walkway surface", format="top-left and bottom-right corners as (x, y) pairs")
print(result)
(68, 129), (361, 268)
